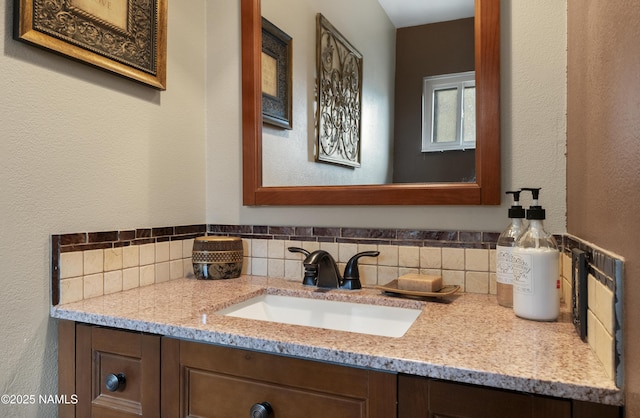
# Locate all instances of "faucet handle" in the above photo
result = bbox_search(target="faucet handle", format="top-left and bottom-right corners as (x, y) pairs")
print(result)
(289, 247), (316, 286)
(288, 247), (311, 257)
(341, 251), (380, 290)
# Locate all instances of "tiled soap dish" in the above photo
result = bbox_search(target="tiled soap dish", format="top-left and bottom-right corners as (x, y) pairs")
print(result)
(376, 280), (460, 299)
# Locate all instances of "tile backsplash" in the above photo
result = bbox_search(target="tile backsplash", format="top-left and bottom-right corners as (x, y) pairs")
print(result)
(52, 224), (624, 387)
(210, 224), (500, 293)
(51, 225), (207, 305)
(242, 239), (494, 292)
(58, 240), (197, 303)
(52, 224), (500, 305)
(560, 235), (624, 387)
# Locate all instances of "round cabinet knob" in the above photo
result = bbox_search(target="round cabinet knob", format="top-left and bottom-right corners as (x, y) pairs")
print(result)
(250, 402), (273, 418)
(105, 373), (126, 392)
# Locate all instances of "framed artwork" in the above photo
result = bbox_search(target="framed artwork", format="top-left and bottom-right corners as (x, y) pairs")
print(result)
(316, 14), (362, 168)
(262, 17), (292, 129)
(14, 0), (168, 90)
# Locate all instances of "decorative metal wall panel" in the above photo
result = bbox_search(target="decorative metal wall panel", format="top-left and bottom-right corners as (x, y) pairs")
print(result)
(315, 14), (362, 168)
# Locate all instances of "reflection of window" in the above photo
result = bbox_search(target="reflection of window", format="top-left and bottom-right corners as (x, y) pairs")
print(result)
(422, 71), (475, 152)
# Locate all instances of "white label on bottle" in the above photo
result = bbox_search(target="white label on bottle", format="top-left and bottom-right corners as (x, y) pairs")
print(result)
(496, 245), (515, 284)
(512, 248), (561, 321)
(512, 252), (533, 295)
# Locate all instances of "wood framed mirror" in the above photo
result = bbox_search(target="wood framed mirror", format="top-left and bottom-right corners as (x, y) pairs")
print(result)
(242, 0), (500, 205)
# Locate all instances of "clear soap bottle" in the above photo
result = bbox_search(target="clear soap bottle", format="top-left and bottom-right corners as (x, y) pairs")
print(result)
(496, 191), (526, 307)
(512, 188), (560, 321)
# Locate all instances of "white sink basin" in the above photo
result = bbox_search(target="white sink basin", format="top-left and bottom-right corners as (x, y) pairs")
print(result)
(216, 294), (421, 338)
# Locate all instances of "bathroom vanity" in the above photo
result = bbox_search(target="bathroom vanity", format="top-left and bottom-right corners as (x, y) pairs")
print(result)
(53, 276), (622, 417)
(60, 322), (395, 417)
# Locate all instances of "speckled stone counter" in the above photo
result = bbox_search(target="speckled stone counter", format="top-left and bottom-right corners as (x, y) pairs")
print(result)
(50, 276), (623, 406)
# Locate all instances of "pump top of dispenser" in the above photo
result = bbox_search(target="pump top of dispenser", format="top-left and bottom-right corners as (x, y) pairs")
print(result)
(506, 191), (525, 219)
(521, 187), (545, 220)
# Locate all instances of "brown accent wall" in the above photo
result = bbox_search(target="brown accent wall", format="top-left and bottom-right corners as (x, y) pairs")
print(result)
(393, 18), (475, 183)
(567, 1), (640, 414)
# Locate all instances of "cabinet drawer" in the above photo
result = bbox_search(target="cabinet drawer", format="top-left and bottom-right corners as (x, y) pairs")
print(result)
(76, 324), (160, 418)
(186, 367), (364, 417)
(164, 339), (396, 418)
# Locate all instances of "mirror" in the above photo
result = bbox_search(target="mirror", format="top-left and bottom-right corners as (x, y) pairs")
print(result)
(242, 0), (500, 205)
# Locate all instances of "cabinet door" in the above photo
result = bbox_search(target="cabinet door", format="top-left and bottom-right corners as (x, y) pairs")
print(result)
(429, 380), (570, 418)
(399, 375), (571, 418)
(572, 400), (622, 418)
(162, 339), (396, 418)
(75, 324), (160, 418)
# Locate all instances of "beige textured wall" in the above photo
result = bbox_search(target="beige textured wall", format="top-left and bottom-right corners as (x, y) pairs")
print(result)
(0, 1), (206, 416)
(206, 0), (568, 234)
(567, 1), (640, 415)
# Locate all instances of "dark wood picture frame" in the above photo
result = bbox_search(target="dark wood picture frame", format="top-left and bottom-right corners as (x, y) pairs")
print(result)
(262, 17), (292, 129)
(242, 0), (501, 206)
(14, 0), (168, 90)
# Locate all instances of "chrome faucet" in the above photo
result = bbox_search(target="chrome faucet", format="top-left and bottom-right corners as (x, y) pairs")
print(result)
(288, 247), (379, 290)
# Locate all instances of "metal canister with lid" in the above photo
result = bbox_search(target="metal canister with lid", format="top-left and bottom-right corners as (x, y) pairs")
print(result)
(192, 236), (244, 280)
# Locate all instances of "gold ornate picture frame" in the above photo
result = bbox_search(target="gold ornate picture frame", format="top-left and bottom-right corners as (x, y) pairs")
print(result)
(316, 14), (362, 168)
(15, 0), (167, 90)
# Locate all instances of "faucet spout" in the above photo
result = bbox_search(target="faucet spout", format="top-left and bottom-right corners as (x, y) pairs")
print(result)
(289, 248), (379, 290)
(302, 250), (342, 288)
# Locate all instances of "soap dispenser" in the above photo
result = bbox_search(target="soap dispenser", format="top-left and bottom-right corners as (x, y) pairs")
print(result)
(496, 190), (526, 308)
(512, 188), (560, 321)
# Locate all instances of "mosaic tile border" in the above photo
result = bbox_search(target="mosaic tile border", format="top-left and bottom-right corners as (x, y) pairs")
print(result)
(563, 235), (621, 291)
(208, 224), (501, 248)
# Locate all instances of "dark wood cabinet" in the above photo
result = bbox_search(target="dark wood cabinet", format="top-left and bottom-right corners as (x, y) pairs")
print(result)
(428, 378), (569, 418)
(572, 399), (623, 418)
(398, 374), (621, 418)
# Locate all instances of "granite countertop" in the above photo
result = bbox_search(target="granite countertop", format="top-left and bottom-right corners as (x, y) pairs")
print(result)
(50, 276), (623, 406)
